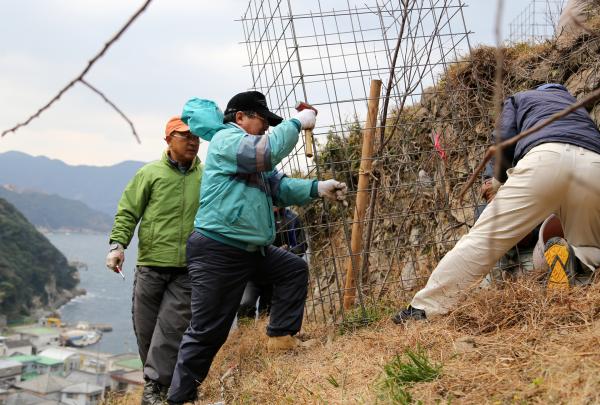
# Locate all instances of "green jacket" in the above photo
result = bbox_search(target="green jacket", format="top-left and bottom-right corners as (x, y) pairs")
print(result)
(109, 151), (202, 267)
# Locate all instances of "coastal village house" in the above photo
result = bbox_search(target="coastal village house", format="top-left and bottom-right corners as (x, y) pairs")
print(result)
(107, 354), (144, 393)
(60, 382), (104, 405)
(65, 369), (111, 393)
(11, 326), (60, 353)
(2, 391), (58, 405)
(110, 369), (144, 393)
(7, 355), (63, 379)
(76, 349), (114, 374)
(0, 324), (144, 402)
(0, 349), (143, 402)
(38, 347), (80, 374)
(0, 338), (33, 357)
(13, 373), (72, 401)
(0, 360), (22, 388)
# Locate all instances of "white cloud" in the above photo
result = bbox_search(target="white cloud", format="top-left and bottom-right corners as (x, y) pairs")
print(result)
(0, 0), (527, 167)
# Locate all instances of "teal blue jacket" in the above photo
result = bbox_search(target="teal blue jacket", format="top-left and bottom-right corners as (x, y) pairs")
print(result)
(182, 98), (317, 251)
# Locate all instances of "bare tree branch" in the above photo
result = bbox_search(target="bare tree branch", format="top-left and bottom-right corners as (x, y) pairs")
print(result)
(80, 79), (140, 144)
(1, 0), (153, 139)
(377, 0), (414, 147)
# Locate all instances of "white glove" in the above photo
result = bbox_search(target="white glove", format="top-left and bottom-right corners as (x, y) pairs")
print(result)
(293, 109), (317, 130)
(105, 243), (125, 273)
(318, 179), (348, 202)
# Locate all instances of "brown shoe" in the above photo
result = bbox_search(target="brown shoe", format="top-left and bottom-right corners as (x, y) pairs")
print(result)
(267, 335), (301, 352)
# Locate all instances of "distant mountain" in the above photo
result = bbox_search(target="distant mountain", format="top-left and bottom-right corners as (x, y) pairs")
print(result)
(0, 151), (146, 215)
(0, 198), (81, 320)
(0, 185), (113, 233)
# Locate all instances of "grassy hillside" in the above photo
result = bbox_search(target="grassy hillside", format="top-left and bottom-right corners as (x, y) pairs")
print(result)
(192, 282), (600, 404)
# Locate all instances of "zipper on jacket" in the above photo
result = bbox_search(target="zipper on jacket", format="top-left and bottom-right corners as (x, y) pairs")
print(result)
(261, 173), (275, 241)
(179, 173), (186, 265)
(179, 164), (196, 265)
(173, 162), (192, 267)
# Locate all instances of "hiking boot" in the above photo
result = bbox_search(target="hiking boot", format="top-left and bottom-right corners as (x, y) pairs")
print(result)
(166, 384), (198, 405)
(141, 380), (165, 405)
(267, 335), (301, 352)
(544, 237), (577, 291)
(392, 305), (426, 324)
(166, 395), (195, 405)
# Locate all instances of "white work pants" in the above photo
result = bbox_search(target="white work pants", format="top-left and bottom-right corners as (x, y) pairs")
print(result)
(412, 143), (600, 316)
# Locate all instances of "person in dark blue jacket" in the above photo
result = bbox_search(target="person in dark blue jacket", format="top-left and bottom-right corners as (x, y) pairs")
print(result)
(393, 83), (600, 323)
(238, 207), (308, 319)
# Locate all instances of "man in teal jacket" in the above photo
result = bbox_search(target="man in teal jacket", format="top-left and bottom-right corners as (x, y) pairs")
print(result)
(167, 92), (347, 404)
(106, 117), (202, 405)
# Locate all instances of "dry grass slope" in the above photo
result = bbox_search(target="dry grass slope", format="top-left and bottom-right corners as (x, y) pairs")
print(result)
(105, 279), (600, 404)
(195, 281), (600, 404)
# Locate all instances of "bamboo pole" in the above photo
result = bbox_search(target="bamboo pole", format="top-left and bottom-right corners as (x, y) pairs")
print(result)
(343, 79), (382, 310)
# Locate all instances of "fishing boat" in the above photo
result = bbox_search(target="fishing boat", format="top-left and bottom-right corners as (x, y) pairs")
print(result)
(61, 329), (102, 347)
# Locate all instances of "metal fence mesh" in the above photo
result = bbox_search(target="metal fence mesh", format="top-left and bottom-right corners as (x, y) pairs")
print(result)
(240, 0), (532, 324)
(508, 0), (566, 44)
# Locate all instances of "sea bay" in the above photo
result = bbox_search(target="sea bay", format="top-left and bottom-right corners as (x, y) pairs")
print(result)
(46, 232), (138, 355)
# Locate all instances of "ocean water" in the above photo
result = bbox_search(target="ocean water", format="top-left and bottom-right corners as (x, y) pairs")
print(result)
(47, 232), (139, 355)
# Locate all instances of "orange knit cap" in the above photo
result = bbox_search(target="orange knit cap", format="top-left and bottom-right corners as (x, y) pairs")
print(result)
(165, 116), (190, 137)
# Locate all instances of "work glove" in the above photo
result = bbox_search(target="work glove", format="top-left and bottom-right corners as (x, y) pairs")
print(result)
(293, 109), (317, 130)
(481, 178), (502, 202)
(318, 179), (348, 202)
(105, 243), (125, 273)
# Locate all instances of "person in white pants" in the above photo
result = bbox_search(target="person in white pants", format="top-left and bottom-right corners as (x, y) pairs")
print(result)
(393, 83), (600, 322)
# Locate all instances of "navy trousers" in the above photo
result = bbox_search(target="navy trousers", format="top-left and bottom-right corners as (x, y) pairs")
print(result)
(167, 231), (308, 403)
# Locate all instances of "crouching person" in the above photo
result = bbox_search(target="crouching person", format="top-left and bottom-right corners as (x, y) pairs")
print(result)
(393, 83), (600, 324)
(238, 207), (308, 320)
(167, 91), (347, 404)
(106, 117), (202, 404)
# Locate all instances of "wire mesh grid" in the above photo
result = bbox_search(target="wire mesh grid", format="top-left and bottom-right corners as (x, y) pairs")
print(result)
(239, 0), (531, 324)
(508, 0), (566, 44)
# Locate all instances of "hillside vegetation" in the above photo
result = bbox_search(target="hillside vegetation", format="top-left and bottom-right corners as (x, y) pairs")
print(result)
(0, 198), (80, 320)
(182, 282), (600, 404)
(300, 12), (600, 320)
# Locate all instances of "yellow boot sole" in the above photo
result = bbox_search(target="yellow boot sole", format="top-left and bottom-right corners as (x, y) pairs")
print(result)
(544, 238), (573, 291)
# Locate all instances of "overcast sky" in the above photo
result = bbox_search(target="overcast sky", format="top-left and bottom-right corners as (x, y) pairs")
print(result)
(0, 0), (530, 166)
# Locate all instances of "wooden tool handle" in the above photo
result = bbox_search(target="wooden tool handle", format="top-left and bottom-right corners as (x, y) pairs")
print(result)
(305, 128), (314, 158)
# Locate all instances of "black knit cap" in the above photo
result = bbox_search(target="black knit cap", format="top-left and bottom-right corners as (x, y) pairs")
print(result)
(224, 91), (283, 126)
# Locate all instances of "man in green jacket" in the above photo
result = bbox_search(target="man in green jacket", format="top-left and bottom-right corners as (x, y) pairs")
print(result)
(167, 92), (347, 404)
(106, 116), (202, 405)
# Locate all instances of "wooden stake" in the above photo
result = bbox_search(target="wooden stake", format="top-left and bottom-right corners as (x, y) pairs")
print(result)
(343, 79), (382, 310)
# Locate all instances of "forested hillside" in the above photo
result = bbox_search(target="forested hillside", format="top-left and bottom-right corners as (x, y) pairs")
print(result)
(0, 198), (80, 320)
(0, 185), (113, 232)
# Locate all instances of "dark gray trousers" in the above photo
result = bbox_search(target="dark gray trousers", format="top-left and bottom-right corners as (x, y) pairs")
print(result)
(132, 266), (192, 387)
(238, 280), (273, 318)
(167, 231), (308, 403)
